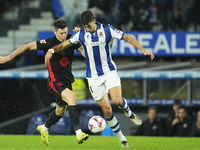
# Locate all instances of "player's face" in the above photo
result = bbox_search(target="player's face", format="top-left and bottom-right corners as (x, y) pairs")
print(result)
(148, 109), (157, 121)
(197, 111), (200, 121)
(54, 27), (68, 42)
(173, 104), (180, 112)
(83, 19), (97, 33)
(178, 108), (186, 120)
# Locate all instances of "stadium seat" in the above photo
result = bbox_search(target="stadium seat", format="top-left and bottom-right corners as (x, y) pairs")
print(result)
(52, 0), (64, 19)
(49, 112), (73, 135)
(26, 114), (47, 135)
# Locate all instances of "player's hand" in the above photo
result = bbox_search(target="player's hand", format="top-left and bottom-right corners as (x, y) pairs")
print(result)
(45, 51), (53, 65)
(172, 118), (179, 126)
(0, 55), (10, 64)
(73, 27), (81, 33)
(143, 51), (155, 60)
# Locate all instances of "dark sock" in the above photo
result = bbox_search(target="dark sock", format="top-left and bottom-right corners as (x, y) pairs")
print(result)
(68, 105), (80, 131)
(44, 110), (62, 128)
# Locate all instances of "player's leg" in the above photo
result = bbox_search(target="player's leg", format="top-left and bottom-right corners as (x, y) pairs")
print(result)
(110, 86), (142, 125)
(88, 76), (128, 147)
(109, 86), (142, 126)
(37, 104), (67, 146)
(108, 85), (140, 148)
(42, 81), (88, 144)
(61, 88), (89, 144)
(109, 86), (131, 116)
(45, 104), (67, 129)
(96, 94), (128, 148)
(106, 73), (142, 126)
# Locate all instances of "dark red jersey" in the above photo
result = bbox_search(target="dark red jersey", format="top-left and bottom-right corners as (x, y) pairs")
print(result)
(37, 34), (81, 84)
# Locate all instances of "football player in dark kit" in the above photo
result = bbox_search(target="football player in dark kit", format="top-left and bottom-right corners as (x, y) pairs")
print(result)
(0, 19), (89, 145)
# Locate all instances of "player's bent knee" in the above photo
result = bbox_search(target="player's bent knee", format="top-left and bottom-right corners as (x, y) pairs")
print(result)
(113, 99), (123, 106)
(56, 105), (67, 116)
(68, 98), (77, 105)
(56, 110), (66, 116)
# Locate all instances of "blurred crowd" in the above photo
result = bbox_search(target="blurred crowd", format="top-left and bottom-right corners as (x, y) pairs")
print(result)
(52, 0), (200, 31)
(133, 99), (200, 137)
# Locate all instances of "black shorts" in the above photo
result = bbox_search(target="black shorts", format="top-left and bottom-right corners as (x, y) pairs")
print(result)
(47, 80), (72, 105)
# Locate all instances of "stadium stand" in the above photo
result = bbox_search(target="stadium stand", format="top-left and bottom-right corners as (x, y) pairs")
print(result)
(0, 0), (54, 56)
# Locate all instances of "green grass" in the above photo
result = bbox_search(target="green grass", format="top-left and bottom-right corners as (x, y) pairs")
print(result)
(0, 135), (199, 150)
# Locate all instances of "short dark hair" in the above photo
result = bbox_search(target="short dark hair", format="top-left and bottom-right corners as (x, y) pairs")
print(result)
(178, 106), (186, 111)
(53, 19), (67, 30)
(148, 105), (158, 114)
(173, 99), (182, 106)
(80, 10), (95, 25)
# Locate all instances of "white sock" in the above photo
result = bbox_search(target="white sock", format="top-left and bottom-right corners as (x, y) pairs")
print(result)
(106, 114), (127, 142)
(42, 124), (48, 132)
(116, 131), (127, 142)
(118, 98), (132, 117)
(75, 129), (82, 136)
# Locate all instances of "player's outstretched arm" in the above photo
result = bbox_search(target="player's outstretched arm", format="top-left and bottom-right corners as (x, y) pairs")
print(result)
(122, 34), (155, 60)
(45, 39), (72, 65)
(0, 41), (37, 64)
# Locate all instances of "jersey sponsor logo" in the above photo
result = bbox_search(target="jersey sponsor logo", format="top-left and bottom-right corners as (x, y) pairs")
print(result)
(60, 57), (69, 67)
(84, 41), (106, 47)
(40, 39), (46, 44)
(90, 41), (106, 46)
(84, 42), (89, 47)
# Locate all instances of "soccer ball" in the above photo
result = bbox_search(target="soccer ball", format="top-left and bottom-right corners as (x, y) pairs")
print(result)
(88, 116), (106, 133)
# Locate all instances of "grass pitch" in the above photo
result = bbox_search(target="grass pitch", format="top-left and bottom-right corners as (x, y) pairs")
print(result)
(0, 135), (199, 150)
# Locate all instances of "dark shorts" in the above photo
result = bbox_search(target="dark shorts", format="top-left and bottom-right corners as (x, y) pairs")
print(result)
(47, 80), (72, 105)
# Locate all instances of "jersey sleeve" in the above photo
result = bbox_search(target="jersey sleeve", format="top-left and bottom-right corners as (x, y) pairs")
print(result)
(69, 32), (80, 44)
(36, 38), (52, 52)
(109, 25), (125, 40)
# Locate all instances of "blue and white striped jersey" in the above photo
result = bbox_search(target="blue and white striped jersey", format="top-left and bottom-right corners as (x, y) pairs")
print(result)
(69, 21), (125, 78)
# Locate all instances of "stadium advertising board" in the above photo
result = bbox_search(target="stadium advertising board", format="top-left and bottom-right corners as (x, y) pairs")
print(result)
(38, 31), (200, 56)
(1, 70), (200, 80)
